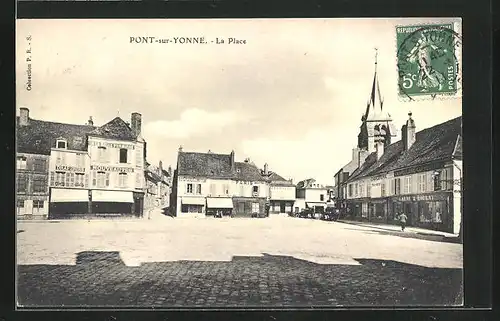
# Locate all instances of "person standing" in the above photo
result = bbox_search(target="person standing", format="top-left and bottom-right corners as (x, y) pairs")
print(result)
(399, 212), (408, 231)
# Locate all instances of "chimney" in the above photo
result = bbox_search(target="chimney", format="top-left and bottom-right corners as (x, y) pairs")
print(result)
(264, 163), (269, 175)
(159, 160), (163, 171)
(402, 112), (416, 151)
(178, 145), (183, 152)
(87, 116), (94, 126)
(168, 165), (172, 176)
(19, 107), (29, 126)
(131, 112), (142, 137)
(230, 150), (235, 170)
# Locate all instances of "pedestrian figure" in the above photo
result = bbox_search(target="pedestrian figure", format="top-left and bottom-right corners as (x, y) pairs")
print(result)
(399, 212), (408, 231)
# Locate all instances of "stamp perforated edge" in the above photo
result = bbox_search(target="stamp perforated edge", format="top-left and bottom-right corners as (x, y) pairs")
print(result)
(394, 20), (462, 102)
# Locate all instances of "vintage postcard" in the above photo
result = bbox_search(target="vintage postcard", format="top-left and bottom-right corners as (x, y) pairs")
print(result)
(16, 18), (463, 308)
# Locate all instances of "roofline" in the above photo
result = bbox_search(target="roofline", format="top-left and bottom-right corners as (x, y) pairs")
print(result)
(345, 156), (454, 183)
(18, 117), (96, 129)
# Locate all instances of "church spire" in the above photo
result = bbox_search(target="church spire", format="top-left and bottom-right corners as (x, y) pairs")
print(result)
(363, 48), (384, 120)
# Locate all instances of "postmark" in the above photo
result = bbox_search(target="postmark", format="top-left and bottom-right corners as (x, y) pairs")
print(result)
(396, 23), (462, 101)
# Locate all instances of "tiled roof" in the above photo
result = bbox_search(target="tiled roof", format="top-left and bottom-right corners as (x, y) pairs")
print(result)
(296, 178), (316, 189)
(16, 117), (95, 155)
(347, 116), (462, 182)
(177, 152), (235, 179)
(88, 117), (136, 141)
(177, 151), (293, 184)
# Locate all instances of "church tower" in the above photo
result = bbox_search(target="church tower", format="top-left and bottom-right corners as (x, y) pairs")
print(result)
(357, 49), (397, 154)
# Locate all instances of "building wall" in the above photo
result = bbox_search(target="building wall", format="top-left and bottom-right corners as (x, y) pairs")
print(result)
(47, 136), (145, 217)
(16, 153), (50, 218)
(269, 185), (295, 201)
(452, 160), (462, 234)
(345, 161), (459, 233)
(304, 188), (328, 202)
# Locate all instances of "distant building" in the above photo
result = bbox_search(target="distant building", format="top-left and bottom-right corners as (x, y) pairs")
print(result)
(16, 107), (147, 219)
(171, 149), (295, 218)
(144, 161), (172, 211)
(295, 178), (328, 213)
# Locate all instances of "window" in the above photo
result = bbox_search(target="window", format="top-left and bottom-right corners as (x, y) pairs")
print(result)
(433, 171), (442, 191)
(354, 184), (358, 197)
(56, 139), (67, 149)
(196, 184), (202, 194)
(16, 157), (27, 170)
(119, 173), (128, 188)
(404, 176), (412, 194)
(381, 182), (386, 197)
(119, 148), (128, 163)
(252, 202), (260, 213)
(210, 184), (216, 195)
(186, 183), (193, 194)
(136, 173), (141, 187)
(418, 201), (445, 223)
(34, 159), (46, 172)
(75, 173), (85, 187)
(17, 200), (24, 208)
(393, 178), (401, 195)
(96, 171), (108, 188)
(252, 185), (259, 196)
(360, 184), (365, 197)
(76, 154), (86, 168)
(98, 146), (107, 163)
(55, 172), (65, 186)
(418, 174), (427, 193)
(136, 147), (143, 168)
(348, 184), (353, 197)
(367, 185), (371, 197)
(320, 194), (324, 201)
(33, 177), (47, 193)
(33, 200), (44, 209)
(17, 174), (27, 192)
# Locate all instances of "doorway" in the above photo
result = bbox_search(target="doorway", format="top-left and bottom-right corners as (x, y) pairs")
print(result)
(280, 202), (285, 213)
(404, 202), (413, 226)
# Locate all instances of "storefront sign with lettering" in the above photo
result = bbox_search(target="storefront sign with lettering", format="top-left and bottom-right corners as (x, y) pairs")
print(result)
(55, 165), (85, 172)
(89, 141), (135, 150)
(395, 193), (449, 202)
(179, 177), (207, 183)
(90, 165), (134, 173)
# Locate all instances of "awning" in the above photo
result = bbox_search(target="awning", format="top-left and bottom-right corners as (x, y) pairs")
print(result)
(181, 197), (206, 206)
(206, 197), (233, 209)
(51, 188), (88, 202)
(92, 190), (134, 203)
(306, 202), (326, 208)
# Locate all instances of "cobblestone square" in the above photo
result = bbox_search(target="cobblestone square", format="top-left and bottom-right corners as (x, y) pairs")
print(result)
(17, 211), (463, 307)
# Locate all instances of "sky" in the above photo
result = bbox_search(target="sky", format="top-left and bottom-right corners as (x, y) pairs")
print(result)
(16, 18), (462, 185)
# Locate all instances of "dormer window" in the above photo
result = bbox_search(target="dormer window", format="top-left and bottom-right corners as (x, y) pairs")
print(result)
(56, 139), (67, 149)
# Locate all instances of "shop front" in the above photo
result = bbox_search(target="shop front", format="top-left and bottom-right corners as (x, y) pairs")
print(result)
(368, 198), (390, 223)
(49, 187), (89, 219)
(206, 197), (233, 217)
(346, 199), (370, 220)
(269, 200), (294, 215)
(232, 197), (267, 218)
(180, 197), (206, 217)
(92, 190), (135, 216)
(389, 192), (453, 232)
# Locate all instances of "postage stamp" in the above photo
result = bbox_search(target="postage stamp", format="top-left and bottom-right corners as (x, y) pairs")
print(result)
(396, 23), (462, 101)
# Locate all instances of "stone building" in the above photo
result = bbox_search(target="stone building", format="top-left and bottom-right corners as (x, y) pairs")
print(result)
(344, 114), (462, 234)
(16, 107), (147, 219)
(171, 148), (295, 218)
(294, 178), (329, 214)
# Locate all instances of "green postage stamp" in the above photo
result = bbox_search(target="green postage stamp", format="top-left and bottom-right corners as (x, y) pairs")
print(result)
(396, 23), (462, 101)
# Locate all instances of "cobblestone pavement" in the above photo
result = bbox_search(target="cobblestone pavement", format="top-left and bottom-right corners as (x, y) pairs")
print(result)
(17, 212), (463, 307)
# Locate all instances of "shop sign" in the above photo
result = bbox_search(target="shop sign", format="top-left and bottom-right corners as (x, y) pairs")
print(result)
(396, 193), (448, 202)
(55, 165), (85, 172)
(90, 165), (134, 173)
(179, 177), (207, 183)
(89, 141), (135, 150)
